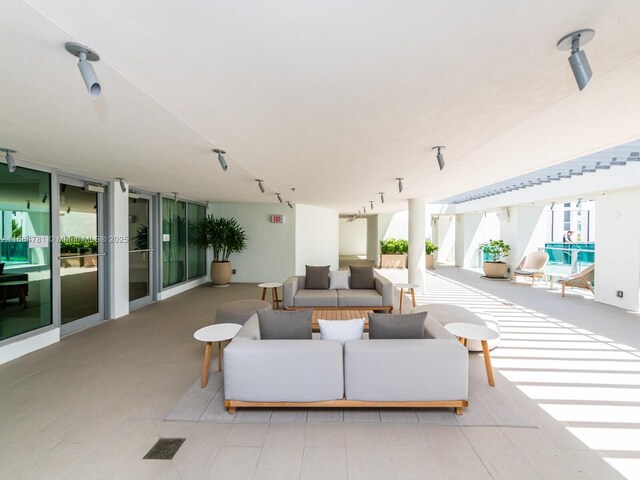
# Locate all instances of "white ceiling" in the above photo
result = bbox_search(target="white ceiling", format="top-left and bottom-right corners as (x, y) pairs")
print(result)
(1, 1), (640, 214)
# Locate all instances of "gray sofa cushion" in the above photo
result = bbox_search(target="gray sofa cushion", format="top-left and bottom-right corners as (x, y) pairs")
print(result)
(344, 339), (468, 401)
(293, 289), (338, 307)
(224, 339), (344, 402)
(305, 265), (330, 289)
(257, 309), (312, 339)
(337, 289), (383, 307)
(368, 311), (427, 339)
(349, 265), (375, 289)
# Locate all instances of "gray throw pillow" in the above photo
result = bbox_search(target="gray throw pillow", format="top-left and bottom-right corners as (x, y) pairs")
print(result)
(368, 311), (427, 339)
(349, 265), (375, 289)
(305, 265), (330, 289)
(258, 309), (313, 339)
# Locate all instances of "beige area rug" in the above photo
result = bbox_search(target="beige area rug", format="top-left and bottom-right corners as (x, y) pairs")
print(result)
(165, 356), (535, 427)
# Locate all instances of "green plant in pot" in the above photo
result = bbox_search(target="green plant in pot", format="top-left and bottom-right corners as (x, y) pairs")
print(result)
(425, 240), (439, 269)
(195, 216), (248, 287)
(482, 239), (511, 278)
(379, 238), (408, 268)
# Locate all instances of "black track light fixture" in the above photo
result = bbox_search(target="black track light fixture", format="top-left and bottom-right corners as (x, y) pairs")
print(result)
(379, 192), (384, 204)
(276, 193), (283, 203)
(396, 178), (404, 193)
(213, 149), (228, 171)
(432, 146), (446, 170)
(256, 179), (265, 194)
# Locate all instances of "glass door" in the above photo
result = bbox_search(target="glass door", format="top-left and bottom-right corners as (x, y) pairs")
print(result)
(59, 179), (105, 334)
(129, 194), (153, 309)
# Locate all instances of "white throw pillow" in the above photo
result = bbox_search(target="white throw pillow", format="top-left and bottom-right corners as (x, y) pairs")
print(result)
(329, 270), (350, 289)
(318, 318), (365, 344)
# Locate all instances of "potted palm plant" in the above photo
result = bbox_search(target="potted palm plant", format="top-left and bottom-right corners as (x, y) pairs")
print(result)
(482, 239), (511, 278)
(425, 240), (439, 269)
(196, 216), (248, 287)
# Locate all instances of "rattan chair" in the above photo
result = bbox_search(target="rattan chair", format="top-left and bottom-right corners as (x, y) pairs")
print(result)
(512, 251), (549, 285)
(557, 264), (595, 297)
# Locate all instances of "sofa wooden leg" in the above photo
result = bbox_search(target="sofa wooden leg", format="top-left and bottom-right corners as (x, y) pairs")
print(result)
(454, 406), (463, 415)
(228, 406), (237, 414)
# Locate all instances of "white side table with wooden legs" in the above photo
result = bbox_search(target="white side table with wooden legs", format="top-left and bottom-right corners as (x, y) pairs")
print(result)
(444, 322), (500, 386)
(394, 283), (419, 314)
(194, 323), (242, 388)
(258, 282), (283, 310)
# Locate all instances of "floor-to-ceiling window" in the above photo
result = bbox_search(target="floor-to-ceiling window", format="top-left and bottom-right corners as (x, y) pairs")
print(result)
(129, 194), (153, 307)
(188, 203), (206, 280)
(161, 197), (206, 288)
(0, 166), (52, 342)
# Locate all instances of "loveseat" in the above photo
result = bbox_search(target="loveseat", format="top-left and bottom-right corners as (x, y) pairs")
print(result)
(283, 268), (394, 311)
(223, 315), (469, 414)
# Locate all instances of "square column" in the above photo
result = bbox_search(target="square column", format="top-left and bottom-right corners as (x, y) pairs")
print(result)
(595, 189), (640, 311)
(108, 179), (129, 319)
(455, 213), (484, 267)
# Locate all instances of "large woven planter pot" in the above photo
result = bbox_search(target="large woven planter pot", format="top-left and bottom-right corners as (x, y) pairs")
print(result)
(380, 254), (406, 268)
(483, 262), (508, 278)
(211, 261), (232, 287)
(425, 254), (435, 269)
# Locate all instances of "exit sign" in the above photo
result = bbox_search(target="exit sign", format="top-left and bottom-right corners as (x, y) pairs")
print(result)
(271, 215), (285, 223)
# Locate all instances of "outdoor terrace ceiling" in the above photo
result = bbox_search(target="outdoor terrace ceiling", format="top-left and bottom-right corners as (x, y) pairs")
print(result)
(1, 1), (640, 214)
(440, 140), (640, 204)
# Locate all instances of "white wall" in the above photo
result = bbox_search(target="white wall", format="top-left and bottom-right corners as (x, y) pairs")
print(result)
(366, 215), (379, 262)
(436, 215), (455, 262)
(212, 202), (295, 283)
(339, 218), (367, 255)
(595, 189), (640, 311)
(295, 204), (339, 273)
(380, 211), (408, 240)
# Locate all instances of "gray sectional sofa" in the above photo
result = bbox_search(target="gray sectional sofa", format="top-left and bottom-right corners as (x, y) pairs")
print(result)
(283, 273), (394, 311)
(223, 315), (469, 414)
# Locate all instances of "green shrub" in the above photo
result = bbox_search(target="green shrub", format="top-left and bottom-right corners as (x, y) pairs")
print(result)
(425, 240), (439, 255)
(380, 238), (408, 254)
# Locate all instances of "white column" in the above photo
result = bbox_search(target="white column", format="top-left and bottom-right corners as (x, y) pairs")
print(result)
(498, 206), (546, 271)
(108, 179), (129, 319)
(595, 189), (640, 311)
(366, 215), (379, 263)
(455, 213), (484, 267)
(408, 199), (426, 293)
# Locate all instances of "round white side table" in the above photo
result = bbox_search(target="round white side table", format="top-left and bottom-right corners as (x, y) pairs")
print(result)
(258, 282), (283, 310)
(444, 322), (500, 386)
(394, 283), (419, 313)
(194, 323), (242, 388)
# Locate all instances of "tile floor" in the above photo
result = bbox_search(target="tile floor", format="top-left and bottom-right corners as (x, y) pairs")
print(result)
(0, 267), (638, 479)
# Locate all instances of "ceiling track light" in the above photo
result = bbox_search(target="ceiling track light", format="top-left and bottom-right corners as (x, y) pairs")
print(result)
(557, 29), (595, 91)
(432, 146), (446, 171)
(26, 200), (30, 209)
(42, 193), (48, 203)
(550, 202), (555, 209)
(116, 177), (126, 193)
(1, 148), (17, 173)
(212, 149), (228, 171)
(379, 192), (384, 204)
(287, 201), (293, 209)
(172, 192), (179, 203)
(66, 206), (71, 214)
(396, 178), (404, 193)
(256, 179), (265, 193)
(369, 201), (374, 210)
(276, 193), (283, 203)
(576, 198), (583, 208)
(65, 42), (101, 98)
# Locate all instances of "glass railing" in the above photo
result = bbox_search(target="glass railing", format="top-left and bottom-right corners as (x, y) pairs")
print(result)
(544, 243), (594, 276)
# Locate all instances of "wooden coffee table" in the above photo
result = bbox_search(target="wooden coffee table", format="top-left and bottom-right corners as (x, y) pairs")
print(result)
(311, 309), (373, 332)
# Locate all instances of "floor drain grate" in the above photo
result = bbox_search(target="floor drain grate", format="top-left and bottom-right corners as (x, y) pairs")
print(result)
(143, 438), (186, 460)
